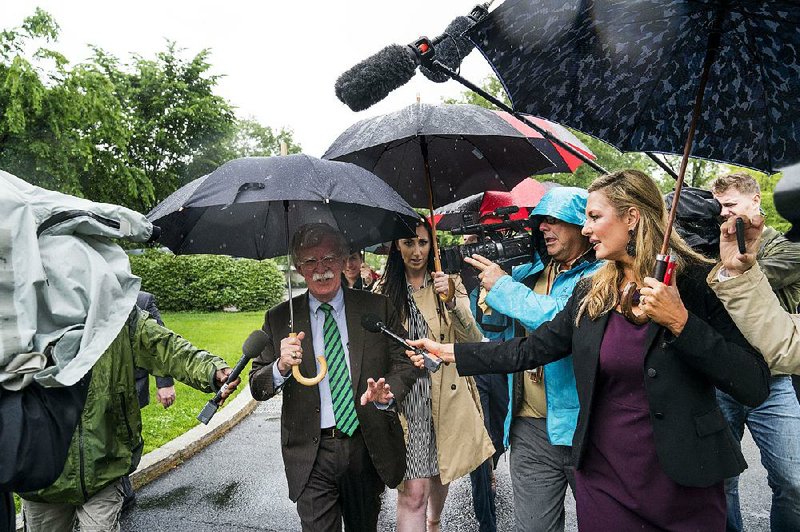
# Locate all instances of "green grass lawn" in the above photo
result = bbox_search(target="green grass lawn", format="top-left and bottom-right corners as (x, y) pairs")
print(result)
(139, 310), (265, 454)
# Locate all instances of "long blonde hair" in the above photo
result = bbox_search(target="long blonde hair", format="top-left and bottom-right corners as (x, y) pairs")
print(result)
(577, 169), (712, 323)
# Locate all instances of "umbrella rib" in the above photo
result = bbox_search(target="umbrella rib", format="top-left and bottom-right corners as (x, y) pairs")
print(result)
(371, 137), (417, 173)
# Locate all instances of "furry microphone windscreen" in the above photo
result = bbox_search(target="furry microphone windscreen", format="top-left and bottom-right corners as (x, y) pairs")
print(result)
(420, 16), (476, 83)
(335, 44), (419, 112)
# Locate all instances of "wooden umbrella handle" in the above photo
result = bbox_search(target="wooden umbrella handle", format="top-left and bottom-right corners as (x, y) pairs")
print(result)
(288, 332), (328, 386)
(620, 281), (649, 325)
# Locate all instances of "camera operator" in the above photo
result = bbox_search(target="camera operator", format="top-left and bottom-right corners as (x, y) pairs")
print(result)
(463, 187), (602, 532)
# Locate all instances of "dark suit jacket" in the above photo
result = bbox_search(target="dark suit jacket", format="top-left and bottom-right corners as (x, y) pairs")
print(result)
(456, 264), (770, 488)
(249, 288), (417, 501)
(134, 291), (174, 408)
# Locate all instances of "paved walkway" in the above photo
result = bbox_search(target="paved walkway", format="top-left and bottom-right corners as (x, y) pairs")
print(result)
(121, 395), (772, 531)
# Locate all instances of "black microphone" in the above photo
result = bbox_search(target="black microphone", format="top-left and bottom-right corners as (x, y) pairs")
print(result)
(335, 5), (489, 112)
(360, 314), (442, 372)
(197, 330), (269, 424)
(147, 225), (161, 243)
(419, 15), (477, 83)
(335, 44), (420, 112)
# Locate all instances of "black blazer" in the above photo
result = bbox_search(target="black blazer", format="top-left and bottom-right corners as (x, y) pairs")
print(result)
(456, 264), (770, 487)
(249, 288), (417, 501)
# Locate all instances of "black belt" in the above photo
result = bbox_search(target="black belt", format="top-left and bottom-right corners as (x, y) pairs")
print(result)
(320, 426), (359, 439)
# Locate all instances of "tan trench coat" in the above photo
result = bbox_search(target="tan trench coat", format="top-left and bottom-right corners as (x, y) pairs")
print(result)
(404, 276), (495, 485)
(708, 262), (800, 376)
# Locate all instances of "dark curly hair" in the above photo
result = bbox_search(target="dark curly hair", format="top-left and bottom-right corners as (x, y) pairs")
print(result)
(375, 218), (434, 322)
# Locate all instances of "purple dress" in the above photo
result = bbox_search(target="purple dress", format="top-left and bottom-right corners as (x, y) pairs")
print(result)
(574, 311), (725, 531)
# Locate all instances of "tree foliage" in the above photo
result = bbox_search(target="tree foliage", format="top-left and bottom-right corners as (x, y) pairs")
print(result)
(0, 10), (301, 213)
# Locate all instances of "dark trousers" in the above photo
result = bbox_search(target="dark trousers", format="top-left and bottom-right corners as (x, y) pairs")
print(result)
(469, 374), (509, 532)
(296, 431), (384, 532)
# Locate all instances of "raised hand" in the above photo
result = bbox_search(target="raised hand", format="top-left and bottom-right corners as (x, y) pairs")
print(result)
(277, 331), (305, 374)
(640, 275), (688, 336)
(464, 254), (509, 291)
(360, 377), (394, 405)
(719, 215), (763, 276)
(405, 338), (455, 367)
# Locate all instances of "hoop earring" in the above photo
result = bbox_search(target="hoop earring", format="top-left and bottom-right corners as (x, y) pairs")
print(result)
(626, 229), (637, 257)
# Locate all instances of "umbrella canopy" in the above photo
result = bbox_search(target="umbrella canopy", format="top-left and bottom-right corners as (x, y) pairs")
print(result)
(322, 102), (555, 207)
(468, 0), (800, 173)
(493, 111), (595, 174)
(433, 179), (559, 230)
(148, 155), (419, 259)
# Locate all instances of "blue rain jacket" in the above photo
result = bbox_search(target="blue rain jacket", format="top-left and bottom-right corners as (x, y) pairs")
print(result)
(484, 187), (603, 446)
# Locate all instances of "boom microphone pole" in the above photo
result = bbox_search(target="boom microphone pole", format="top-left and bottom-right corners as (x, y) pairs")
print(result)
(197, 330), (269, 425)
(361, 314), (443, 373)
(334, 4), (605, 174)
(334, 5), (488, 112)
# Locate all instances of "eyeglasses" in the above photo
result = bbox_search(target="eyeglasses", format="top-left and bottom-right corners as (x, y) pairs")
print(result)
(541, 216), (561, 225)
(298, 255), (340, 271)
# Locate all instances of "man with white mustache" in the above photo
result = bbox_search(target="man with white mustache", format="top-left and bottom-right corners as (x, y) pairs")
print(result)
(463, 187), (603, 532)
(249, 223), (416, 532)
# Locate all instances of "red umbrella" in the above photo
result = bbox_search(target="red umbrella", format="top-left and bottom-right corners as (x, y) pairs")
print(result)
(494, 112), (596, 174)
(432, 179), (559, 230)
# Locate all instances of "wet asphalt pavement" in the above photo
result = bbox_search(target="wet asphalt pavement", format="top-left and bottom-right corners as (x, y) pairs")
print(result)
(122, 396), (770, 531)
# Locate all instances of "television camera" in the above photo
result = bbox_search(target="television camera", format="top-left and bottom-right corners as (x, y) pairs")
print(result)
(439, 205), (535, 274)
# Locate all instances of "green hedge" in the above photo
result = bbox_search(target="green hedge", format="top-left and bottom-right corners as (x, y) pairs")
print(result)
(129, 251), (285, 311)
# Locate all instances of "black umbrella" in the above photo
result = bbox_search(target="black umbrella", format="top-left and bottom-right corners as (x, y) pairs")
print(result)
(468, 0), (800, 173)
(323, 102), (554, 290)
(468, 0), (800, 322)
(323, 102), (554, 206)
(148, 155), (419, 385)
(148, 155), (419, 260)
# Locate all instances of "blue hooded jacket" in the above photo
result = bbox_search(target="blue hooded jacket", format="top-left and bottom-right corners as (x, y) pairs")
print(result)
(481, 186), (603, 446)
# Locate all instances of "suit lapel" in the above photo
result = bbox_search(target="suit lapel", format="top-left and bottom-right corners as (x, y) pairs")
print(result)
(343, 289), (364, 391)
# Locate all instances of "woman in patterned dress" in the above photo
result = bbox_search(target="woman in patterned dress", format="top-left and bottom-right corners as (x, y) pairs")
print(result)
(375, 219), (494, 532)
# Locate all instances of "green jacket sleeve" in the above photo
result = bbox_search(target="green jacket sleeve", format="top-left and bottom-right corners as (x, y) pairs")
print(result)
(130, 310), (228, 392)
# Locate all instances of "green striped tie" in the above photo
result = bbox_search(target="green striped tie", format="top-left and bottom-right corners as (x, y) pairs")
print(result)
(319, 303), (359, 436)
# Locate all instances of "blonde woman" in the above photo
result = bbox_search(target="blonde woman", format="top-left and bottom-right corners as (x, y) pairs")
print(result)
(375, 219), (493, 532)
(407, 170), (770, 531)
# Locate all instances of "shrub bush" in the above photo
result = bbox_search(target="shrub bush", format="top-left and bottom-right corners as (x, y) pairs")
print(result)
(129, 251), (285, 311)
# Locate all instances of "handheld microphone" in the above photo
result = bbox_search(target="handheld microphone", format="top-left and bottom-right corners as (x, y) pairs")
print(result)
(335, 4), (489, 112)
(147, 225), (162, 243)
(734, 217), (747, 254)
(197, 330), (269, 424)
(360, 314), (442, 372)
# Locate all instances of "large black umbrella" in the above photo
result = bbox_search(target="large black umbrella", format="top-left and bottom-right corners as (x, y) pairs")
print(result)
(149, 155), (419, 387)
(468, 0), (800, 322)
(323, 102), (554, 207)
(468, 0), (800, 173)
(148, 155), (419, 259)
(323, 102), (554, 285)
